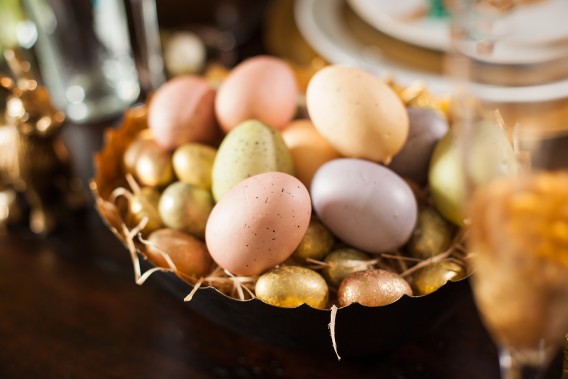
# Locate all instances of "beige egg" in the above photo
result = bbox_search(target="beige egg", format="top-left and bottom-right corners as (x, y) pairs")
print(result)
(215, 55), (298, 132)
(146, 228), (213, 280)
(306, 65), (409, 164)
(126, 186), (163, 234)
(205, 172), (311, 276)
(255, 265), (329, 309)
(281, 119), (341, 190)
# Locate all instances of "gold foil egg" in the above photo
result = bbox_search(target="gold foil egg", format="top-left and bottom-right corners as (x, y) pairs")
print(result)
(172, 143), (217, 190)
(131, 138), (174, 187)
(411, 260), (467, 296)
(406, 207), (454, 259)
(127, 186), (163, 234)
(291, 218), (335, 262)
(158, 181), (214, 239)
(255, 265), (329, 309)
(322, 248), (374, 288)
(337, 269), (412, 307)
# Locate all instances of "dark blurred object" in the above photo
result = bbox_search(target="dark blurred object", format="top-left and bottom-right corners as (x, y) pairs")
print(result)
(155, 0), (271, 68)
(0, 48), (86, 235)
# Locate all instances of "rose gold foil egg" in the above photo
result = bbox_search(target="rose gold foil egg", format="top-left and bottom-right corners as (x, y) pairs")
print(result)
(146, 228), (213, 280)
(337, 269), (412, 307)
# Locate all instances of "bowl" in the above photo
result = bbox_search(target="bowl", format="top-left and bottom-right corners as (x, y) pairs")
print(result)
(91, 104), (470, 359)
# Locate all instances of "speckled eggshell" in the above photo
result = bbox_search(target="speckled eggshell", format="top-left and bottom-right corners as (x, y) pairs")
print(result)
(215, 55), (298, 133)
(148, 75), (219, 150)
(211, 119), (294, 202)
(387, 107), (449, 186)
(306, 65), (409, 164)
(205, 172), (311, 276)
(281, 119), (341, 190)
(310, 158), (417, 254)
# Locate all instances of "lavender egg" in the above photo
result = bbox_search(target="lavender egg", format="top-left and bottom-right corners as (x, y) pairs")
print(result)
(387, 107), (449, 186)
(310, 158), (417, 254)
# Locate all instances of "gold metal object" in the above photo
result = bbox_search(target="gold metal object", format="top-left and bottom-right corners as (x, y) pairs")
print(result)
(0, 48), (86, 234)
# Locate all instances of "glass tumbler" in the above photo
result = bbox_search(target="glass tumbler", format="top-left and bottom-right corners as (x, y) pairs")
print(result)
(22, 0), (142, 124)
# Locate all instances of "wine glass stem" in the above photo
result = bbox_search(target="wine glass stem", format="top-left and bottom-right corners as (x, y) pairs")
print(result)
(499, 350), (544, 379)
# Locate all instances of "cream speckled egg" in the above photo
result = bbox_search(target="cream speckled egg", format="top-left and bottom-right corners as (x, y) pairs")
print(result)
(205, 172), (311, 276)
(306, 65), (409, 164)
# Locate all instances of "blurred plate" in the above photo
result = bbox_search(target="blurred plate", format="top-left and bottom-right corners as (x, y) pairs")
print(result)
(346, 0), (450, 52)
(294, 0), (450, 94)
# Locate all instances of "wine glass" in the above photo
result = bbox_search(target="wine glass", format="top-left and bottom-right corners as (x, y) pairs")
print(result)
(447, 0), (568, 378)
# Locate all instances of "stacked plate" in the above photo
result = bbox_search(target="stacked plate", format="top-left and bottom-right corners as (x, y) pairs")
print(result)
(294, 0), (450, 94)
(294, 0), (568, 101)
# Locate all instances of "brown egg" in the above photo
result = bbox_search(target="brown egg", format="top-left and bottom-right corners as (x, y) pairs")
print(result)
(291, 218), (335, 262)
(322, 248), (374, 288)
(255, 265), (329, 309)
(280, 119), (340, 190)
(146, 228), (213, 280)
(337, 269), (412, 307)
(410, 261), (467, 296)
(158, 181), (214, 239)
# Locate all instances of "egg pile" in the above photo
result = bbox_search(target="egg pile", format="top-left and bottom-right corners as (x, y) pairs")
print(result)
(117, 55), (475, 310)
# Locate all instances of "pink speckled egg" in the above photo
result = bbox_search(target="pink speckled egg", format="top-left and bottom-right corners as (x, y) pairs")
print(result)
(148, 76), (219, 150)
(205, 172), (311, 276)
(215, 55), (298, 133)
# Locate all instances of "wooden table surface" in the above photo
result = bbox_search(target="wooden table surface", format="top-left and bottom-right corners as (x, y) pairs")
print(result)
(0, 117), (563, 379)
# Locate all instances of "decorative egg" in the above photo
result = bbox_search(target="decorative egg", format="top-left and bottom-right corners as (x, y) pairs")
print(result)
(280, 119), (341, 190)
(205, 172), (311, 276)
(410, 260), (467, 296)
(148, 75), (220, 150)
(291, 218), (335, 262)
(311, 158), (418, 254)
(126, 186), (163, 234)
(211, 119), (294, 201)
(306, 65), (408, 164)
(145, 228), (213, 280)
(428, 120), (517, 225)
(255, 265), (329, 309)
(337, 269), (412, 307)
(406, 207), (455, 259)
(131, 139), (174, 187)
(158, 181), (214, 239)
(172, 143), (217, 190)
(215, 55), (298, 132)
(387, 107), (449, 186)
(322, 248), (374, 288)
